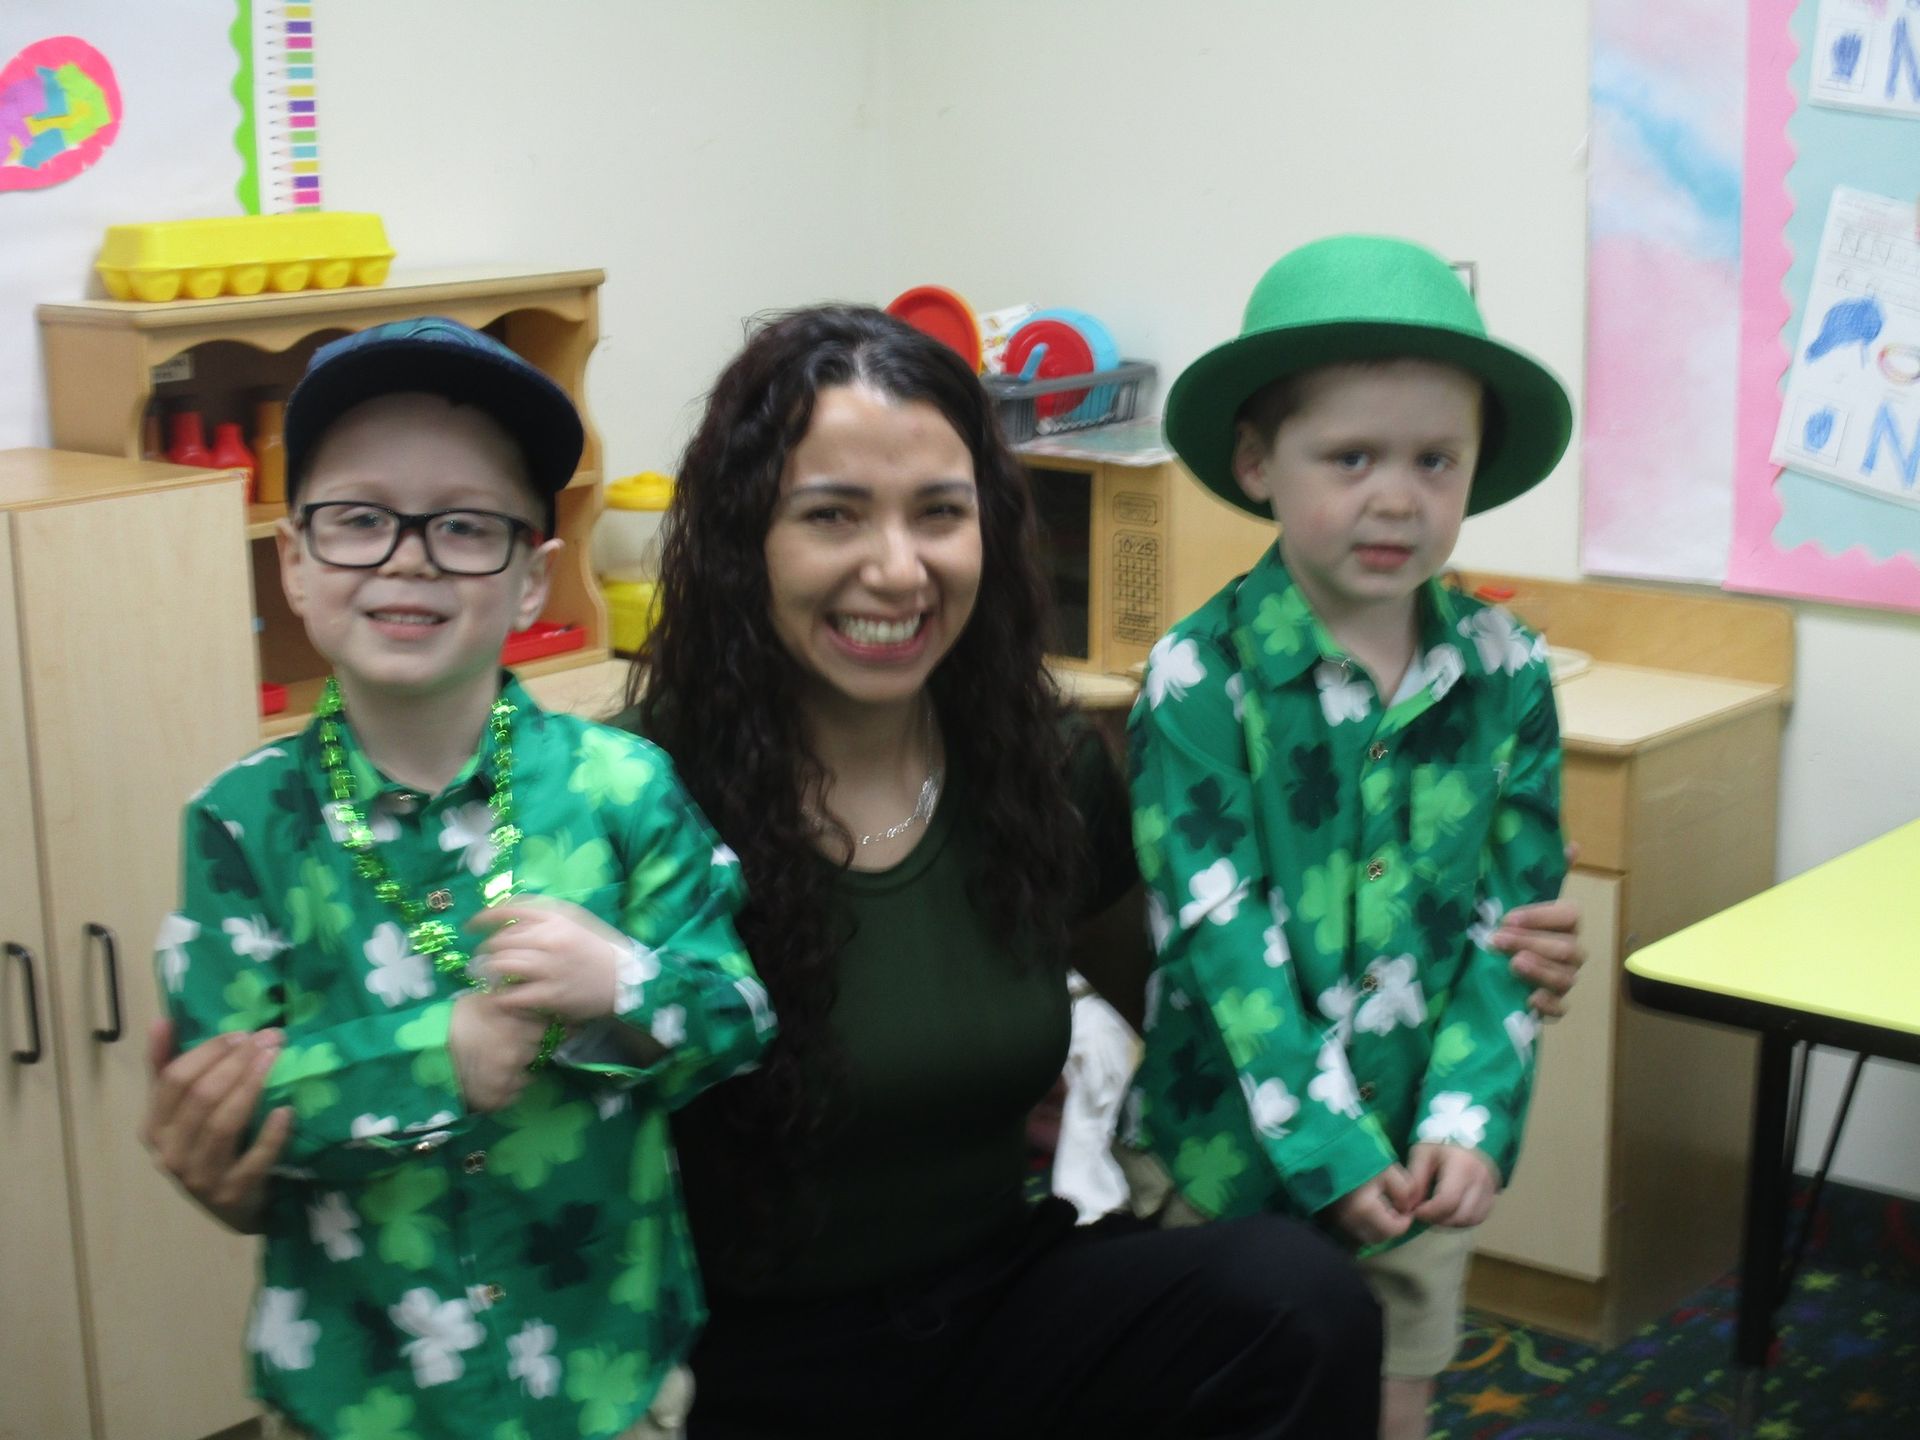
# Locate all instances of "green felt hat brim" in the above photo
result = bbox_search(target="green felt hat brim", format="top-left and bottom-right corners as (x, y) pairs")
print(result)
(1164, 320), (1573, 519)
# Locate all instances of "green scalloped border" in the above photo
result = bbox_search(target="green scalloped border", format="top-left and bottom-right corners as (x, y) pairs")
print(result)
(231, 0), (260, 214)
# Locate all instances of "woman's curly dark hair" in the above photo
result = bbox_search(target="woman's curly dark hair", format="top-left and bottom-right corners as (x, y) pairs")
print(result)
(625, 305), (1084, 1271)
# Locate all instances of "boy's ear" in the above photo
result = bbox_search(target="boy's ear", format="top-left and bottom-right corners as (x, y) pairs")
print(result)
(1231, 422), (1274, 506)
(274, 518), (309, 619)
(512, 537), (563, 631)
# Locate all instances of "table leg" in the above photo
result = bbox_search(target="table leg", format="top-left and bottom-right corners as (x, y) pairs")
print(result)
(1733, 1032), (1797, 1433)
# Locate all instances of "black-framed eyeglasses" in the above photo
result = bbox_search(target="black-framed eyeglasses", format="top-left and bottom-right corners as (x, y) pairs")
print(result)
(298, 502), (543, 576)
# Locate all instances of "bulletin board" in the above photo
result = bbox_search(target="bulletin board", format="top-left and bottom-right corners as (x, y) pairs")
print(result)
(1584, 0), (1920, 614)
(1727, 0), (1920, 610)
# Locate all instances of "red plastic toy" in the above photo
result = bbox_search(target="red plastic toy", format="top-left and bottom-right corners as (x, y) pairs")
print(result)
(501, 621), (585, 666)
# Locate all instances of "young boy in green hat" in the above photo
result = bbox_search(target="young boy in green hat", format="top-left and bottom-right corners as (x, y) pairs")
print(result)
(155, 317), (773, 1440)
(1119, 235), (1573, 1438)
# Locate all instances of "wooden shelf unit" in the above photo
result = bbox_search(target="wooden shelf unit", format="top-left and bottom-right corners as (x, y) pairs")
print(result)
(38, 269), (613, 739)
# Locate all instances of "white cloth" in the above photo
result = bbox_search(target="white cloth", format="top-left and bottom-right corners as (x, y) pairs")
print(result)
(1050, 975), (1140, 1222)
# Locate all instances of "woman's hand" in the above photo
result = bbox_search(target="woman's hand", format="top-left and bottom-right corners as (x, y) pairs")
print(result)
(1494, 844), (1587, 1019)
(140, 1019), (291, 1234)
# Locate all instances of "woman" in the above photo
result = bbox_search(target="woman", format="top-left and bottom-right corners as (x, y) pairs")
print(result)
(146, 306), (1586, 1438)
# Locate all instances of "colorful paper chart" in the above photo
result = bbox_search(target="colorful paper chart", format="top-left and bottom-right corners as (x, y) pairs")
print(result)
(233, 0), (321, 214)
(0, 35), (123, 193)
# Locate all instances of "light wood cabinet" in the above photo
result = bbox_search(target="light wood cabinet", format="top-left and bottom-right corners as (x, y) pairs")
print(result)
(1461, 571), (1794, 1346)
(0, 450), (260, 1440)
(37, 269), (612, 740)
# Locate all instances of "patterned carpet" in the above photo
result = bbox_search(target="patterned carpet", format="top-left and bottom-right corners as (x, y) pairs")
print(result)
(1431, 1182), (1920, 1439)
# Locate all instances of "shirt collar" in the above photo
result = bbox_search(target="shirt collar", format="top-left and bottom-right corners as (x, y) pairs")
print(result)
(302, 672), (538, 810)
(1228, 549), (1487, 693)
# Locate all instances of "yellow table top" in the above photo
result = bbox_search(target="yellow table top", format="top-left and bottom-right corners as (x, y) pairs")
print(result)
(1627, 818), (1920, 1039)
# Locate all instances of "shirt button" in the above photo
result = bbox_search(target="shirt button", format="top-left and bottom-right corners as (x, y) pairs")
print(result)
(1359, 972), (1380, 993)
(1368, 742), (1389, 761)
(427, 889), (455, 912)
(389, 792), (419, 815)
(1358, 1082), (1376, 1102)
(1366, 858), (1386, 881)
(483, 1283), (506, 1305)
(462, 1150), (487, 1174)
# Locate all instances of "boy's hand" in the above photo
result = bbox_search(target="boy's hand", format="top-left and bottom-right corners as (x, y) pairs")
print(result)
(468, 899), (626, 1023)
(447, 991), (549, 1113)
(1406, 1143), (1499, 1228)
(1326, 1166), (1416, 1246)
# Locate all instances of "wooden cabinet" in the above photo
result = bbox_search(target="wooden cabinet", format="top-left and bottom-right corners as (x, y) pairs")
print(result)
(37, 269), (611, 739)
(1461, 572), (1794, 1347)
(0, 450), (260, 1440)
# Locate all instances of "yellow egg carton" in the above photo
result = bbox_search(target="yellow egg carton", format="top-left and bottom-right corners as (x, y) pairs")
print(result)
(96, 212), (395, 303)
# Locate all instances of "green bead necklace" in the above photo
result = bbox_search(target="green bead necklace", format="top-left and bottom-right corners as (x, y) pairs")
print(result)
(316, 677), (561, 1068)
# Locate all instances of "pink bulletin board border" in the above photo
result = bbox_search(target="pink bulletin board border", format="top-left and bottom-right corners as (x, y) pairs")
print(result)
(1727, 0), (1920, 610)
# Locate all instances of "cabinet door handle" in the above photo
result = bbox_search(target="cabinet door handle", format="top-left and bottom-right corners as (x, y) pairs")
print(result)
(88, 922), (123, 1043)
(7, 942), (41, 1065)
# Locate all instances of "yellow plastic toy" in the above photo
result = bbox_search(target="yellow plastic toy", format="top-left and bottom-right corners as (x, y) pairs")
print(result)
(95, 212), (394, 302)
(603, 579), (661, 655)
(593, 471), (674, 583)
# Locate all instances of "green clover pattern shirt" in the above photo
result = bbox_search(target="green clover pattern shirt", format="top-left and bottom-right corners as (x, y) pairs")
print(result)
(1122, 551), (1566, 1239)
(157, 678), (773, 1440)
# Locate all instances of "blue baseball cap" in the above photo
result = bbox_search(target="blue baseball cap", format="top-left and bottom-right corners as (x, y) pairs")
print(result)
(284, 316), (583, 531)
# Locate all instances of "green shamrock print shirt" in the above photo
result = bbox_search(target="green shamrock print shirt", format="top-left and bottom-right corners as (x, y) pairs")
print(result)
(156, 677), (774, 1440)
(1122, 551), (1566, 1238)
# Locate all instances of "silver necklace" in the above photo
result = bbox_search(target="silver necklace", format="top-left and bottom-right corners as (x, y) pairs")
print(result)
(810, 703), (943, 847)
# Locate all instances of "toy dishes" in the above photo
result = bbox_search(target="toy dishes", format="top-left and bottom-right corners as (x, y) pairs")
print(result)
(885, 285), (984, 372)
(1003, 308), (1123, 419)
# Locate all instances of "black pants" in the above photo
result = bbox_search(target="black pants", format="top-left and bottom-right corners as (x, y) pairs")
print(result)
(686, 1198), (1382, 1439)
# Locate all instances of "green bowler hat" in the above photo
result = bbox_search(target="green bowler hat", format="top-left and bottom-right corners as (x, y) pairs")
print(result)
(1163, 234), (1573, 518)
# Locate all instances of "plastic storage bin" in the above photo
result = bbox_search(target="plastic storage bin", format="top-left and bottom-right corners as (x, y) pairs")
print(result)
(96, 213), (394, 302)
(593, 471), (673, 582)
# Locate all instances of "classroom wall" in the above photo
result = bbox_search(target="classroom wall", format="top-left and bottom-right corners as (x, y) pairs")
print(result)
(44, 0), (1915, 1196)
(320, 0), (889, 475)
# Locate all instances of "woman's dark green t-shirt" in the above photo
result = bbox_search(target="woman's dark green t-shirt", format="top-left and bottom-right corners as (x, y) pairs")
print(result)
(672, 729), (1138, 1299)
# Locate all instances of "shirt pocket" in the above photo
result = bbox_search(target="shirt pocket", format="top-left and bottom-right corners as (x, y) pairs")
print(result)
(1407, 763), (1500, 894)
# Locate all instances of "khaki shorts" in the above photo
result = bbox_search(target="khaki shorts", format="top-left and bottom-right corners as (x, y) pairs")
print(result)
(1114, 1146), (1475, 1380)
(261, 1362), (695, 1439)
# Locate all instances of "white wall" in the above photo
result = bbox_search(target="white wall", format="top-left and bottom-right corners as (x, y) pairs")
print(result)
(320, 0), (890, 474)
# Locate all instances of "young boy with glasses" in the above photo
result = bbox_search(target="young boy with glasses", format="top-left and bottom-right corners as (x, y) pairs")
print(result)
(154, 317), (773, 1440)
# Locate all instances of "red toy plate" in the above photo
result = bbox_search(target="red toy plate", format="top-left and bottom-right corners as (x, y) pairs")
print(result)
(886, 285), (983, 372)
